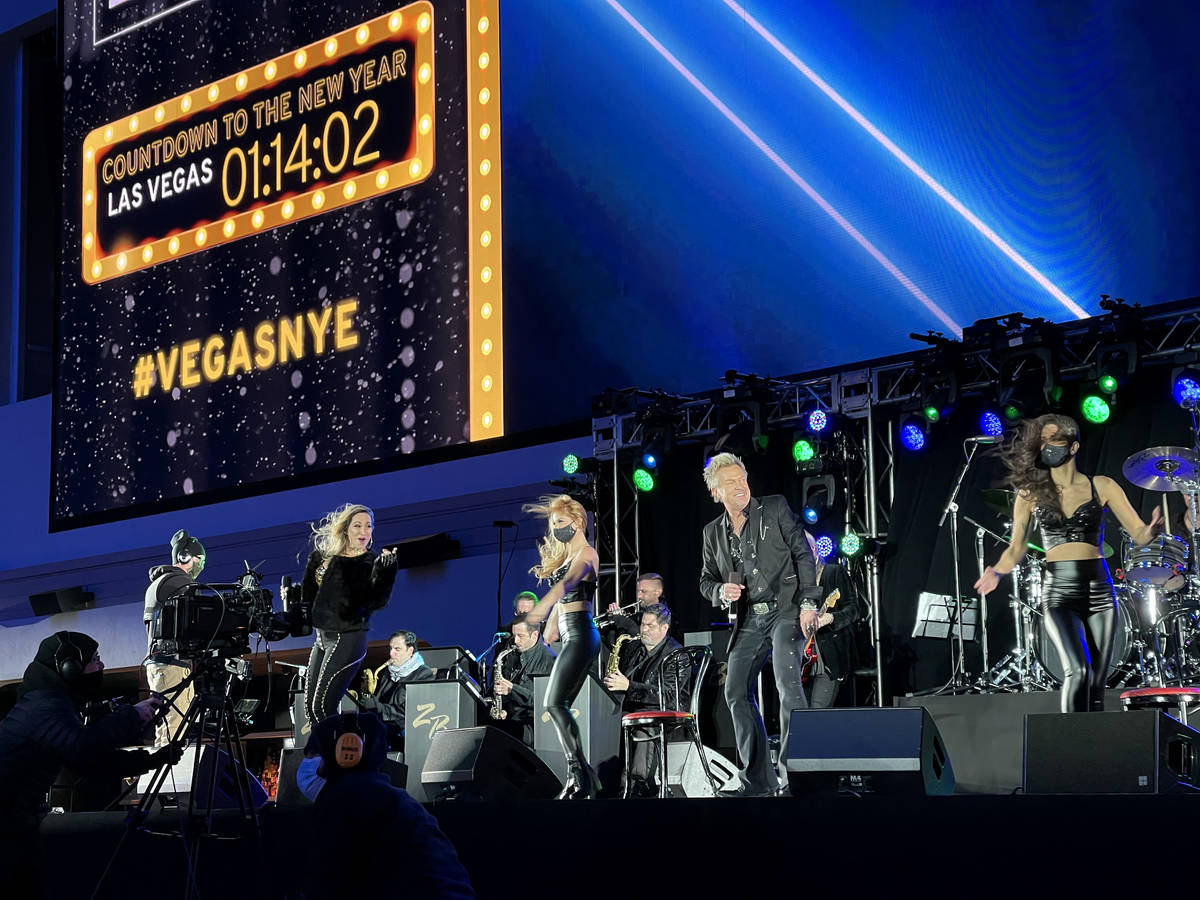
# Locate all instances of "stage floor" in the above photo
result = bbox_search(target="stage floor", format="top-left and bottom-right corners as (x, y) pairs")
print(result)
(38, 791), (1199, 898)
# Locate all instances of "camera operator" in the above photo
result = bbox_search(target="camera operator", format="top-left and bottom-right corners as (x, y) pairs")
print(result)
(144, 529), (206, 747)
(0, 632), (180, 896)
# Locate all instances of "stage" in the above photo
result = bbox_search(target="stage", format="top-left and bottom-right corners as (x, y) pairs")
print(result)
(38, 791), (1196, 898)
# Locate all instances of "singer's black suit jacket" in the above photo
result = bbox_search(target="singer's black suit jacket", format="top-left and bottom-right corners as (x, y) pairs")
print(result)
(699, 495), (821, 643)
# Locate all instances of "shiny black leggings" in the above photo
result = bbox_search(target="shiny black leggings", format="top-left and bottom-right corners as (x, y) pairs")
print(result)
(543, 609), (600, 771)
(1041, 558), (1116, 713)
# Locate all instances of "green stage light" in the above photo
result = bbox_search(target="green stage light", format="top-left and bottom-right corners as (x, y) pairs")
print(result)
(1003, 403), (1023, 422)
(1081, 394), (1111, 424)
(792, 439), (816, 463)
(632, 467), (656, 492)
(923, 405), (940, 424)
(1098, 374), (1119, 395)
(562, 454), (579, 475)
(839, 533), (863, 556)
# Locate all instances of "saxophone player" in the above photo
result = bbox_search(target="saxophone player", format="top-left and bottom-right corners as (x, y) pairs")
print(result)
(491, 615), (556, 744)
(602, 603), (688, 798)
(355, 631), (433, 750)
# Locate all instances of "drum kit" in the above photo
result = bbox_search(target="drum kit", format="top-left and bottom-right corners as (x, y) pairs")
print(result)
(978, 446), (1200, 694)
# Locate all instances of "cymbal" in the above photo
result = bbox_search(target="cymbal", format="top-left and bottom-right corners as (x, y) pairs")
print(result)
(981, 489), (1016, 514)
(1122, 446), (1200, 491)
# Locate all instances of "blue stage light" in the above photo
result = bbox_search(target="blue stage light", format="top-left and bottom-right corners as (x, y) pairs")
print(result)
(980, 411), (1004, 437)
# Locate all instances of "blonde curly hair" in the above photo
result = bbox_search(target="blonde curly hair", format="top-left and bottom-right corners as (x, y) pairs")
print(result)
(523, 494), (588, 582)
(311, 503), (374, 558)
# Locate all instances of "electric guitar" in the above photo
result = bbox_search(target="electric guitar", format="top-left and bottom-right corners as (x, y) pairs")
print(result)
(801, 588), (841, 677)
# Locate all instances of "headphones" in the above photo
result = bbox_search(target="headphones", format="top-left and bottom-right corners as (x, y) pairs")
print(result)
(53, 632), (85, 681)
(330, 713), (367, 770)
(172, 529), (205, 573)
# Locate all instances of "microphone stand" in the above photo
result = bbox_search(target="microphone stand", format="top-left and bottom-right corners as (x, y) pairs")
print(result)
(475, 632), (509, 693)
(492, 521), (515, 635)
(936, 441), (981, 691)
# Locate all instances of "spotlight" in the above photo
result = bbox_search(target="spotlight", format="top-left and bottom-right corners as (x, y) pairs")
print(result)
(1080, 394), (1111, 425)
(815, 536), (835, 559)
(802, 507), (819, 525)
(922, 405), (940, 424)
(632, 467), (656, 492)
(1002, 401), (1025, 423)
(899, 416), (926, 452)
(641, 452), (658, 469)
(561, 454), (599, 475)
(979, 411), (1004, 437)
(806, 408), (829, 433)
(1097, 374), (1119, 395)
(799, 475), (836, 528)
(792, 438), (817, 464)
(839, 533), (863, 557)
(1172, 367), (1200, 409)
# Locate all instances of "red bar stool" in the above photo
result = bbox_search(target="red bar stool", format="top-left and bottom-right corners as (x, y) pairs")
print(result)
(620, 645), (721, 798)
(1119, 686), (1200, 726)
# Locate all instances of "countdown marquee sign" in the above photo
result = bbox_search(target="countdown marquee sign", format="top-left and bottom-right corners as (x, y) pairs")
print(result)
(81, 3), (436, 283)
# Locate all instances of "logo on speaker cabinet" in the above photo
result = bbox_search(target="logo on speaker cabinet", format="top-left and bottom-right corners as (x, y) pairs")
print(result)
(413, 702), (451, 738)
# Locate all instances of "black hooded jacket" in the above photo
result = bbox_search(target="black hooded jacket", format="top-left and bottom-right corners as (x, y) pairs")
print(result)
(0, 638), (153, 832)
(302, 550), (397, 633)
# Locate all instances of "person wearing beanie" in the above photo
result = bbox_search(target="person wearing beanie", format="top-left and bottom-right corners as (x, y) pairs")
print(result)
(144, 528), (207, 746)
(0, 632), (177, 895)
(297, 712), (475, 898)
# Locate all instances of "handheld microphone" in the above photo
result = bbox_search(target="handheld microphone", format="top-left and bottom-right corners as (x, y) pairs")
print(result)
(964, 435), (1001, 444)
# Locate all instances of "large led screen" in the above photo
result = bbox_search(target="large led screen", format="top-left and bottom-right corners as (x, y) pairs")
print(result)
(54, 0), (503, 528)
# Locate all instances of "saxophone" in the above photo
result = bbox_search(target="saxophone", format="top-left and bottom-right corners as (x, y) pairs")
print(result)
(361, 661), (389, 696)
(606, 634), (637, 678)
(490, 645), (517, 720)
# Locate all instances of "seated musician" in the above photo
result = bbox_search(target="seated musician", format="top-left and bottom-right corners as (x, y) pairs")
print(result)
(802, 533), (865, 709)
(355, 630), (434, 749)
(492, 615), (556, 743)
(602, 602), (688, 797)
(600, 573), (666, 646)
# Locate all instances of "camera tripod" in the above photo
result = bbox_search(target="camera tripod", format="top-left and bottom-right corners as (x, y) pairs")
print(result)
(93, 652), (262, 900)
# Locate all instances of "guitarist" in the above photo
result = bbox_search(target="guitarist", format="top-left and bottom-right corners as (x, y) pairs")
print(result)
(801, 533), (865, 708)
(700, 453), (821, 797)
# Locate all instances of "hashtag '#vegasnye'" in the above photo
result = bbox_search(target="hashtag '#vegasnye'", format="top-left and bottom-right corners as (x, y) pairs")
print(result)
(132, 354), (155, 398)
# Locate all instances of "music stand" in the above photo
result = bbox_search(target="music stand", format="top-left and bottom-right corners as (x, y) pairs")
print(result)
(913, 592), (979, 641)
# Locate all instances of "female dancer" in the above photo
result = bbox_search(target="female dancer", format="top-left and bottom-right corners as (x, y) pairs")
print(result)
(523, 494), (602, 798)
(975, 414), (1160, 711)
(303, 503), (397, 727)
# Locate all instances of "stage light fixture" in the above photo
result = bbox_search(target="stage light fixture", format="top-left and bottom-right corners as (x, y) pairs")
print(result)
(641, 452), (658, 470)
(792, 438), (817, 463)
(561, 454), (599, 475)
(839, 533), (862, 557)
(980, 411), (1004, 437)
(1172, 367), (1200, 409)
(806, 409), (829, 433)
(922, 405), (940, 424)
(815, 536), (835, 559)
(802, 507), (819, 525)
(899, 416), (926, 452)
(632, 467), (656, 492)
(1080, 394), (1111, 425)
(1097, 374), (1118, 395)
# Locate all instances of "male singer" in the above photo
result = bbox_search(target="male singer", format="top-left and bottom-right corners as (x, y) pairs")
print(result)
(699, 453), (820, 797)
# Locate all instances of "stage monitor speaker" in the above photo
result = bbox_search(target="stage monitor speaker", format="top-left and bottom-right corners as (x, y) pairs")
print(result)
(785, 707), (955, 796)
(29, 587), (94, 617)
(421, 726), (562, 801)
(1023, 710), (1200, 794)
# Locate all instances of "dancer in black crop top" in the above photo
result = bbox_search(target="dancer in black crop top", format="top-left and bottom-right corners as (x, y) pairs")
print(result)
(522, 494), (602, 798)
(975, 414), (1161, 711)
